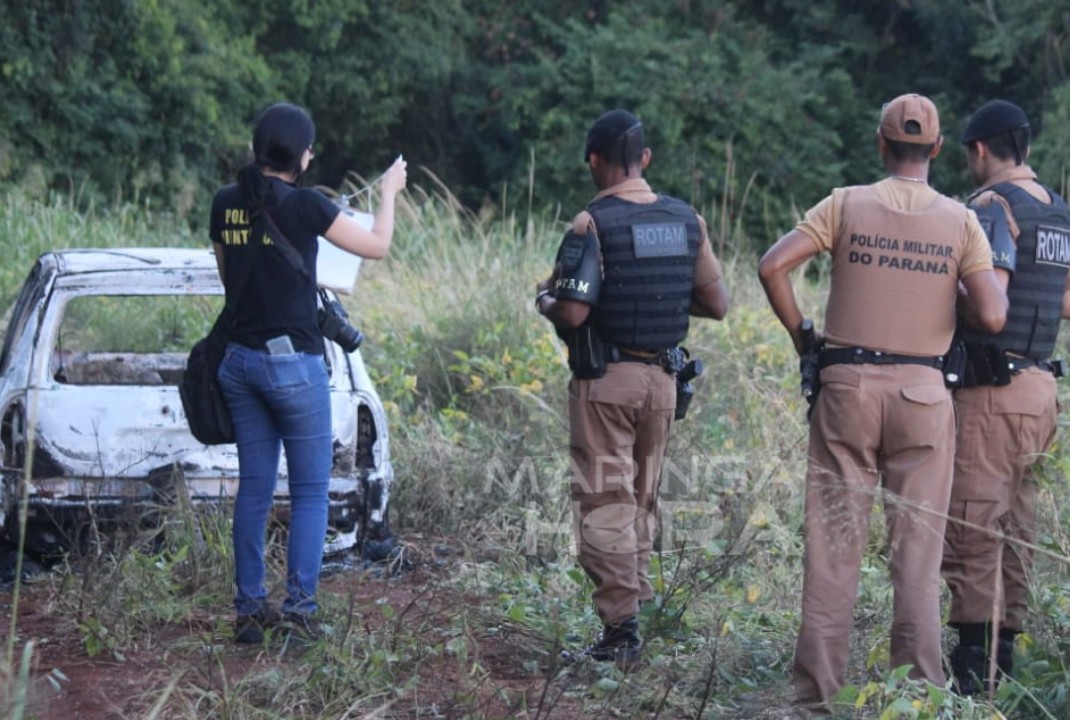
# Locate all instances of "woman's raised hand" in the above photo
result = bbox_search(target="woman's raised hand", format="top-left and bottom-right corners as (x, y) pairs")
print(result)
(382, 155), (407, 197)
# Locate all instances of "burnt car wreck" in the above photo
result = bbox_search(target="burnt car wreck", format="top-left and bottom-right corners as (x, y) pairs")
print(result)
(0, 249), (395, 560)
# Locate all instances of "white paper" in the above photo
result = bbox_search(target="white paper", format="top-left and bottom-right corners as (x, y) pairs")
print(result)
(316, 210), (373, 295)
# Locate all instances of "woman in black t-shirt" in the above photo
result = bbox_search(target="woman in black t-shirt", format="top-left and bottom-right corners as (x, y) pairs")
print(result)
(209, 102), (406, 643)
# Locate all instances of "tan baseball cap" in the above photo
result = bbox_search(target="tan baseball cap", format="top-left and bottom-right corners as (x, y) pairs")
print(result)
(879, 94), (940, 144)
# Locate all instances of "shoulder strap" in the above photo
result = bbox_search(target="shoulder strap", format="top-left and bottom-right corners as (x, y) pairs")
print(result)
(262, 209), (311, 279)
(988, 181), (1024, 202)
(261, 212), (336, 349)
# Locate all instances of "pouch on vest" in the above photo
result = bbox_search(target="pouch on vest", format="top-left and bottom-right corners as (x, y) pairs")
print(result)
(564, 324), (607, 379)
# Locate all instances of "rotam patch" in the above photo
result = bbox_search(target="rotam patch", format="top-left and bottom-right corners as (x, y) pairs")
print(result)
(1035, 224), (1070, 267)
(631, 223), (688, 258)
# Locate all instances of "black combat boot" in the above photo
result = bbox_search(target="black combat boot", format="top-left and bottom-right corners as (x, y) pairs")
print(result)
(949, 622), (1017, 696)
(949, 643), (987, 696)
(563, 616), (643, 667)
(997, 627), (1018, 679)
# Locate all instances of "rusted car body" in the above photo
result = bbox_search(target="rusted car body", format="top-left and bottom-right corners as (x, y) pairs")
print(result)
(0, 248), (393, 556)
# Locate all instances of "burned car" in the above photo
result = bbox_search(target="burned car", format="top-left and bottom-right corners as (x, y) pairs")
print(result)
(0, 248), (394, 558)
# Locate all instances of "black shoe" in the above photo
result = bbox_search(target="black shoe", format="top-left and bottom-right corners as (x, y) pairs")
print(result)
(280, 611), (328, 643)
(234, 605), (282, 644)
(563, 617), (643, 668)
(949, 644), (988, 696)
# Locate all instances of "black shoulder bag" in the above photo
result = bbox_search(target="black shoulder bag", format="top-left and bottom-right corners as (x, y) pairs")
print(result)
(179, 222), (263, 445)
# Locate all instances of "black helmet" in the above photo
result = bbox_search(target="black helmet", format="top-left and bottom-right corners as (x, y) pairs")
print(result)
(961, 100), (1030, 144)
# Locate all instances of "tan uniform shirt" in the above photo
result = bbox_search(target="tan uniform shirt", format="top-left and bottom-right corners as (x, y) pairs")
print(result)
(572, 178), (724, 290)
(796, 178), (993, 355)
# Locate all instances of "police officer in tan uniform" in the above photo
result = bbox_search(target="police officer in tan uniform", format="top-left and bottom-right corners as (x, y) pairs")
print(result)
(535, 109), (729, 666)
(941, 100), (1070, 695)
(758, 94), (1008, 713)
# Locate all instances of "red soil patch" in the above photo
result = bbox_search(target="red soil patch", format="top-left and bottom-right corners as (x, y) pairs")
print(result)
(0, 549), (585, 719)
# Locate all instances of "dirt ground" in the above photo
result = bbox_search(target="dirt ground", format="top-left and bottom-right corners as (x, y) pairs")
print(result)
(0, 547), (590, 720)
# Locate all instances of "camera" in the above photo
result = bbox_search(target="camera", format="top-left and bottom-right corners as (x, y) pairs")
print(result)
(318, 298), (364, 353)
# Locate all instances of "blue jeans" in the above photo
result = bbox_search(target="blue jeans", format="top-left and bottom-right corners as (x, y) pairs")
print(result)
(217, 342), (331, 616)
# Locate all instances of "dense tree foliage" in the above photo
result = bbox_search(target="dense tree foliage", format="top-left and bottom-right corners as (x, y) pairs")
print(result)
(1, 0), (1069, 246)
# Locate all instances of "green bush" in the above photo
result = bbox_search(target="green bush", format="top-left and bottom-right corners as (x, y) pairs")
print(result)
(4, 0), (1070, 250)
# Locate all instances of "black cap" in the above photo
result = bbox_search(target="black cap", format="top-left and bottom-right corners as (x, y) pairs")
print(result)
(961, 99), (1030, 144)
(584, 109), (644, 163)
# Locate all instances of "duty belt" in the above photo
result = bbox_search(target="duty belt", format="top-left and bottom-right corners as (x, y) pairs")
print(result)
(608, 346), (662, 365)
(819, 347), (944, 370)
(607, 344), (689, 376)
(1007, 356), (1058, 374)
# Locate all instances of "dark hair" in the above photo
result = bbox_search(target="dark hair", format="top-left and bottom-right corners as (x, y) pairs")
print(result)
(593, 124), (644, 169)
(970, 127), (1031, 164)
(584, 110), (645, 170)
(237, 102), (316, 212)
(884, 127), (935, 163)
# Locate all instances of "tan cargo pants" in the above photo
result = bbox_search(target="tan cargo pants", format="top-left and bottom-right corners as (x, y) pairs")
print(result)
(942, 367), (1058, 632)
(569, 361), (676, 625)
(793, 363), (954, 711)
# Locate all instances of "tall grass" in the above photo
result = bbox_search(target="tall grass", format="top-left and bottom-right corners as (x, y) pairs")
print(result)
(0, 187), (1068, 718)
(0, 191), (197, 311)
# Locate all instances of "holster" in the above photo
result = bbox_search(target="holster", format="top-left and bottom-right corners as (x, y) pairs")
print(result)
(942, 339), (967, 389)
(673, 353), (703, 421)
(565, 325), (607, 379)
(961, 340), (1012, 388)
(798, 320), (822, 415)
(799, 351), (821, 407)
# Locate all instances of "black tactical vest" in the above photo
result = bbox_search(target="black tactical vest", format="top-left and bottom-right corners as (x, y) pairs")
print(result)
(964, 181), (1070, 359)
(587, 195), (701, 351)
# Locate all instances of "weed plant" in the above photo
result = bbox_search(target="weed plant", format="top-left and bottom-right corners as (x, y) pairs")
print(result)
(0, 187), (1068, 718)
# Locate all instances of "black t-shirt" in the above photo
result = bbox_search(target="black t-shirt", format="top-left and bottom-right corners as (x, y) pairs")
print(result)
(209, 177), (341, 354)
